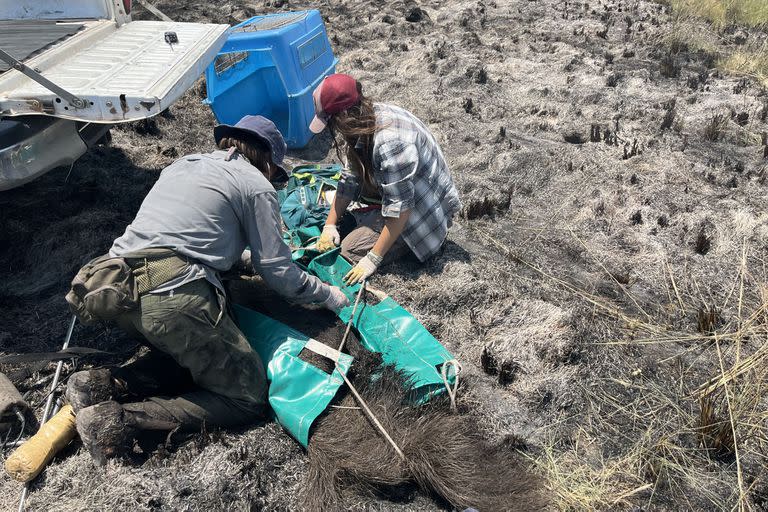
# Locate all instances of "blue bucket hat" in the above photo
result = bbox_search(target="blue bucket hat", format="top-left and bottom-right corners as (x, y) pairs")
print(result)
(214, 115), (289, 179)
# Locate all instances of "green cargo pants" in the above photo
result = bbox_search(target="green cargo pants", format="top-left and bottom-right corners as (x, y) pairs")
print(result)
(115, 278), (267, 430)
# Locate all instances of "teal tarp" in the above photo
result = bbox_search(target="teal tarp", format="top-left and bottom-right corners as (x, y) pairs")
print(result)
(233, 305), (352, 447)
(278, 164), (342, 256)
(233, 164), (457, 446)
(308, 250), (457, 403)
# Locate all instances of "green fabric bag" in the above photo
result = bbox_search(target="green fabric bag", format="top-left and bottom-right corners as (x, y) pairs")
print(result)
(278, 163), (458, 401)
(279, 163), (343, 260)
(232, 164), (457, 447)
(307, 250), (458, 403)
(233, 305), (353, 447)
(278, 164), (341, 232)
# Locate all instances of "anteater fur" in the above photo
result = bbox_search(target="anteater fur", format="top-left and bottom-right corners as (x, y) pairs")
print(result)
(231, 281), (547, 510)
(300, 337), (546, 511)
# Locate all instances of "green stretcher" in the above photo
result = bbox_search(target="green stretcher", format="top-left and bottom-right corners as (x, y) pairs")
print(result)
(233, 305), (352, 447)
(233, 164), (458, 447)
(308, 249), (457, 404)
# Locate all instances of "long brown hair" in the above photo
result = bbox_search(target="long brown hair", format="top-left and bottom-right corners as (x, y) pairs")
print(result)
(327, 81), (380, 190)
(217, 137), (280, 182)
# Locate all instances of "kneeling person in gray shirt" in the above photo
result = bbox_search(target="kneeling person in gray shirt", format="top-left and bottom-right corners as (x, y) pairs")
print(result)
(68, 115), (349, 465)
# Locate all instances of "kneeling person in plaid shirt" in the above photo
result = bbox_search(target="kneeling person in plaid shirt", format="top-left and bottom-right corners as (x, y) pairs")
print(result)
(309, 74), (462, 284)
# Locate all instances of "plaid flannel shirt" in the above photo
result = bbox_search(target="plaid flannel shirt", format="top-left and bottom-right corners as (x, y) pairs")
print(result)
(336, 103), (461, 261)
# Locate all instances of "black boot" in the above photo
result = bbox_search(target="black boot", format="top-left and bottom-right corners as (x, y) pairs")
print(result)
(76, 401), (136, 466)
(65, 369), (118, 414)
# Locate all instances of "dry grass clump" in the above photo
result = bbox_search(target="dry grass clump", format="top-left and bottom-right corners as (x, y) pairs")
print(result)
(703, 113), (730, 142)
(721, 42), (768, 84)
(589, 257), (764, 510)
(539, 279), (768, 510)
(478, 227), (768, 510)
(658, 1), (768, 85)
(535, 367), (760, 510)
(666, 0), (768, 29)
(535, 429), (650, 510)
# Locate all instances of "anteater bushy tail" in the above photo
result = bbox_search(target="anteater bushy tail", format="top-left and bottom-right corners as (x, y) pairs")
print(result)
(303, 346), (546, 511)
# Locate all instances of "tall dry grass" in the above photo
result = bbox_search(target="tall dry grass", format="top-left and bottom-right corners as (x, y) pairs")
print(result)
(666, 0), (768, 28)
(659, 0), (768, 85)
(721, 42), (768, 84)
(478, 229), (768, 510)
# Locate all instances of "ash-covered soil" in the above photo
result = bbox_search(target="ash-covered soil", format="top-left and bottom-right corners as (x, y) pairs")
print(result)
(1, 1), (767, 510)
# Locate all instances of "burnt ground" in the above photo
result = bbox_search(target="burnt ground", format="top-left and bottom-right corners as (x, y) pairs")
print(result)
(1, 0), (768, 510)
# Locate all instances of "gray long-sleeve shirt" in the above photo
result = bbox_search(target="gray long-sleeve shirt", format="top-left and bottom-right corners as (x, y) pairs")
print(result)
(110, 150), (330, 304)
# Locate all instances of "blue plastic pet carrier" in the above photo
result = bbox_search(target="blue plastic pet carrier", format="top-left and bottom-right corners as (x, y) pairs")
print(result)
(204, 10), (338, 148)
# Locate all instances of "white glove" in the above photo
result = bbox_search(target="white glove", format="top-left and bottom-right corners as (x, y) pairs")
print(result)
(237, 249), (253, 273)
(317, 224), (340, 252)
(323, 286), (351, 311)
(343, 252), (382, 285)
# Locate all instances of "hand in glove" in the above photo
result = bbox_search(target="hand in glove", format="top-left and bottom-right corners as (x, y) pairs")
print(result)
(343, 251), (383, 286)
(236, 249), (253, 274)
(323, 285), (351, 311)
(316, 224), (340, 252)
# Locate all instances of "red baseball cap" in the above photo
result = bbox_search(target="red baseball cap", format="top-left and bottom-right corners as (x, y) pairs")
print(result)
(309, 74), (360, 133)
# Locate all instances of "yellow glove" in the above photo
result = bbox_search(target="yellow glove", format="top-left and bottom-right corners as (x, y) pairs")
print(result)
(344, 252), (383, 285)
(317, 224), (340, 252)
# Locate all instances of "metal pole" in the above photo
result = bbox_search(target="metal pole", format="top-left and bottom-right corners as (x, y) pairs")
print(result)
(40, 316), (75, 423)
(334, 282), (406, 461)
(337, 283), (366, 354)
(0, 49), (87, 109)
(17, 315), (76, 512)
(134, 0), (173, 22)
